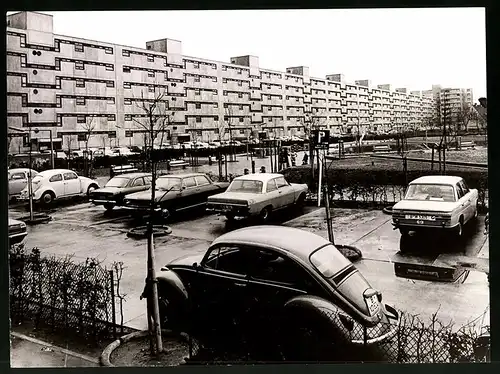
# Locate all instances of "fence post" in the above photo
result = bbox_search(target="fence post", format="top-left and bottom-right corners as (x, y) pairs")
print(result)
(109, 270), (117, 338)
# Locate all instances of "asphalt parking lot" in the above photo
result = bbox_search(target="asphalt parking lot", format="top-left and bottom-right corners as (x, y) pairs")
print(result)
(9, 200), (489, 332)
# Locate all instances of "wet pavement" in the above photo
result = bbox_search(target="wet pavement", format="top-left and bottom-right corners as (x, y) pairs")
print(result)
(9, 199), (489, 332)
(10, 333), (99, 368)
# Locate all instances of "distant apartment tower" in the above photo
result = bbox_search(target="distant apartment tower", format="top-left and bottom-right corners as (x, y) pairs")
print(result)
(7, 11), (452, 153)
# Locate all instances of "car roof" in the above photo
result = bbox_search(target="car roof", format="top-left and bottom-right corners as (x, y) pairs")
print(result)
(211, 225), (331, 263)
(8, 168), (37, 174)
(410, 175), (463, 185)
(234, 173), (284, 182)
(112, 172), (151, 179)
(158, 172), (207, 179)
(38, 169), (79, 176)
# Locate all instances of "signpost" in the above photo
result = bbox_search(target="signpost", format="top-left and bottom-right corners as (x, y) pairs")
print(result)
(312, 130), (330, 206)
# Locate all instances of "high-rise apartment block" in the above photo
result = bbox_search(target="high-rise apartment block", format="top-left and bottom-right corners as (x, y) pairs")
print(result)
(6, 11), (472, 152)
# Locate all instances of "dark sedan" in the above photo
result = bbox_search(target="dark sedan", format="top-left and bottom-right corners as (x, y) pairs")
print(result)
(90, 173), (152, 211)
(143, 226), (399, 361)
(9, 218), (27, 246)
(123, 173), (229, 216)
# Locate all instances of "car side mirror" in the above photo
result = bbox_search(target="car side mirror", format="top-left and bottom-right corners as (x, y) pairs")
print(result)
(192, 262), (199, 269)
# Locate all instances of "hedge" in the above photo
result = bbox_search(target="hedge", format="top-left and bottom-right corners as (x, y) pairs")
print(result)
(282, 165), (488, 209)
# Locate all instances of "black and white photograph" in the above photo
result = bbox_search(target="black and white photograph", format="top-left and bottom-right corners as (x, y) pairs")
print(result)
(6, 7), (489, 367)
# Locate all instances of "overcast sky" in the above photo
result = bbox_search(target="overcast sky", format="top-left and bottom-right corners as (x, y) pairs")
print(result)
(11, 8), (487, 98)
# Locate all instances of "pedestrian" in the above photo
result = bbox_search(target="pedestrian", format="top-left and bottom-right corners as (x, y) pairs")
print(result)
(302, 153), (309, 165)
(260, 166), (266, 173)
(291, 152), (296, 166)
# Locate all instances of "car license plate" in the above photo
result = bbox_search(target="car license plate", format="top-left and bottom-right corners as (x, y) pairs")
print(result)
(405, 214), (434, 221)
(366, 295), (380, 316)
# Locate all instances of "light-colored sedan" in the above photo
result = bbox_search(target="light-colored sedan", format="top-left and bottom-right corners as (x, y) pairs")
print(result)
(206, 173), (309, 222)
(18, 169), (100, 205)
(8, 218), (27, 245)
(392, 175), (479, 238)
(8, 168), (39, 200)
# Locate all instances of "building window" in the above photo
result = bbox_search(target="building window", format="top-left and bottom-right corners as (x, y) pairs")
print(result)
(105, 47), (113, 54)
(268, 107), (272, 112)
(76, 79), (85, 88)
(77, 115), (85, 123)
(222, 66), (227, 71)
(106, 81), (115, 88)
(195, 103), (201, 109)
(224, 103), (228, 108)
(123, 66), (131, 73)
(148, 71), (155, 77)
(214, 116), (218, 120)
(148, 86), (155, 93)
(75, 61), (84, 70)
(238, 81), (242, 86)
(213, 103), (218, 108)
(76, 97), (85, 105)
(125, 114), (132, 121)
(239, 117), (244, 123)
(124, 98), (132, 105)
(194, 76), (200, 82)
(195, 89), (200, 96)
(75, 44), (84, 52)
(147, 55), (154, 62)
(268, 118), (272, 122)
(193, 62), (199, 69)
(107, 114), (116, 121)
(107, 97), (115, 104)
(106, 64), (114, 71)
(238, 93), (243, 98)
(124, 82), (131, 89)
(196, 116), (202, 123)
(122, 50), (130, 57)
(212, 77), (217, 82)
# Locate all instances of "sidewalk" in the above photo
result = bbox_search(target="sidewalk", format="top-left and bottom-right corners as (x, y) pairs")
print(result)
(10, 332), (100, 368)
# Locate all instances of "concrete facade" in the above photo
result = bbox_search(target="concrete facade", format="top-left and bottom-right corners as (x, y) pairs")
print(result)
(6, 11), (468, 153)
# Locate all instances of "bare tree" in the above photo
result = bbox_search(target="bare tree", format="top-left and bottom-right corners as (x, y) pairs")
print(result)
(80, 117), (96, 177)
(131, 87), (174, 356)
(225, 105), (236, 161)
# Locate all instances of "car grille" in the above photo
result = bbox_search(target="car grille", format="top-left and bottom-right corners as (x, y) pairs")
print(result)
(92, 192), (115, 200)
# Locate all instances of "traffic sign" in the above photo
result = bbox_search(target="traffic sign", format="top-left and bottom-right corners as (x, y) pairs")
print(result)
(311, 129), (330, 149)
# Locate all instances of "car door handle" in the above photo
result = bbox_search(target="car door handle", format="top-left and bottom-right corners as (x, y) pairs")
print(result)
(234, 282), (247, 287)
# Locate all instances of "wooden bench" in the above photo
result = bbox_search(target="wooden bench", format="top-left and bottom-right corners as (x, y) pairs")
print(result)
(111, 164), (138, 176)
(373, 145), (391, 153)
(168, 159), (189, 169)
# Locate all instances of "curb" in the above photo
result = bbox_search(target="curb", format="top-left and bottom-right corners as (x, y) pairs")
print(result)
(100, 329), (191, 367)
(127, 225), (172, 239)
(18, 213), (52, 225)
(11, 331), (100, 365)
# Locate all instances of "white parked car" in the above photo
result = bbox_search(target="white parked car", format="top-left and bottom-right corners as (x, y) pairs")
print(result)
(392, 176), (479, 238)
(18, 169), (100, 205)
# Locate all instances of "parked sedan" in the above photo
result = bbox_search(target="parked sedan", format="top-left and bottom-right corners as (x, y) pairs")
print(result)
(206, 173), (308, 222)
(18, 169), (100, 205)
(144, 226), (399, 361)
(392, 175), (479, 238)
(123, 173), (229, 216)
(90, 172), (152, 211)
(8, 218), (27, 246)
(8, 168), (39, 200)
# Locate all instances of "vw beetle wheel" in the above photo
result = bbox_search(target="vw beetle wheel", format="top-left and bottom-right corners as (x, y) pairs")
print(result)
(41, 192), (54, 205)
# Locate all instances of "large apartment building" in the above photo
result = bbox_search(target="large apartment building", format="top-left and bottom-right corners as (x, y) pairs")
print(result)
(8, 11), (455, 153)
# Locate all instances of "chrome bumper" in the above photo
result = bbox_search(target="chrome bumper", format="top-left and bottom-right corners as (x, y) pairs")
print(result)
(351, 305), (399, 346)
(91, 199), (116, 205)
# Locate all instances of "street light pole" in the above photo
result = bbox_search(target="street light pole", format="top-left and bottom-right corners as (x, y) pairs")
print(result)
(49, 129), (54, 169)
(28, 127), (34, 222)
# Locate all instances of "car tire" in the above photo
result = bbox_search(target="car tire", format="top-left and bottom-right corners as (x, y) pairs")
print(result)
(87, 184), (98, 198)
(41, 191), (55, 205)
(295, 194), (306, 212)
(456, 218), (464, 237)
(259, 206), (272, 223)
(104, 203), (114, 211)
(225, 213), (235, 222)
(399, 227), (410, 237)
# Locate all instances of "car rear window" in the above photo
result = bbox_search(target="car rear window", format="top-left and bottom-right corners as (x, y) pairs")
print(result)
(309, 244), (352, 278)
(227, 180), (263, 193)
(106, 177), (130, 188)
(405, 184), (456, 202)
